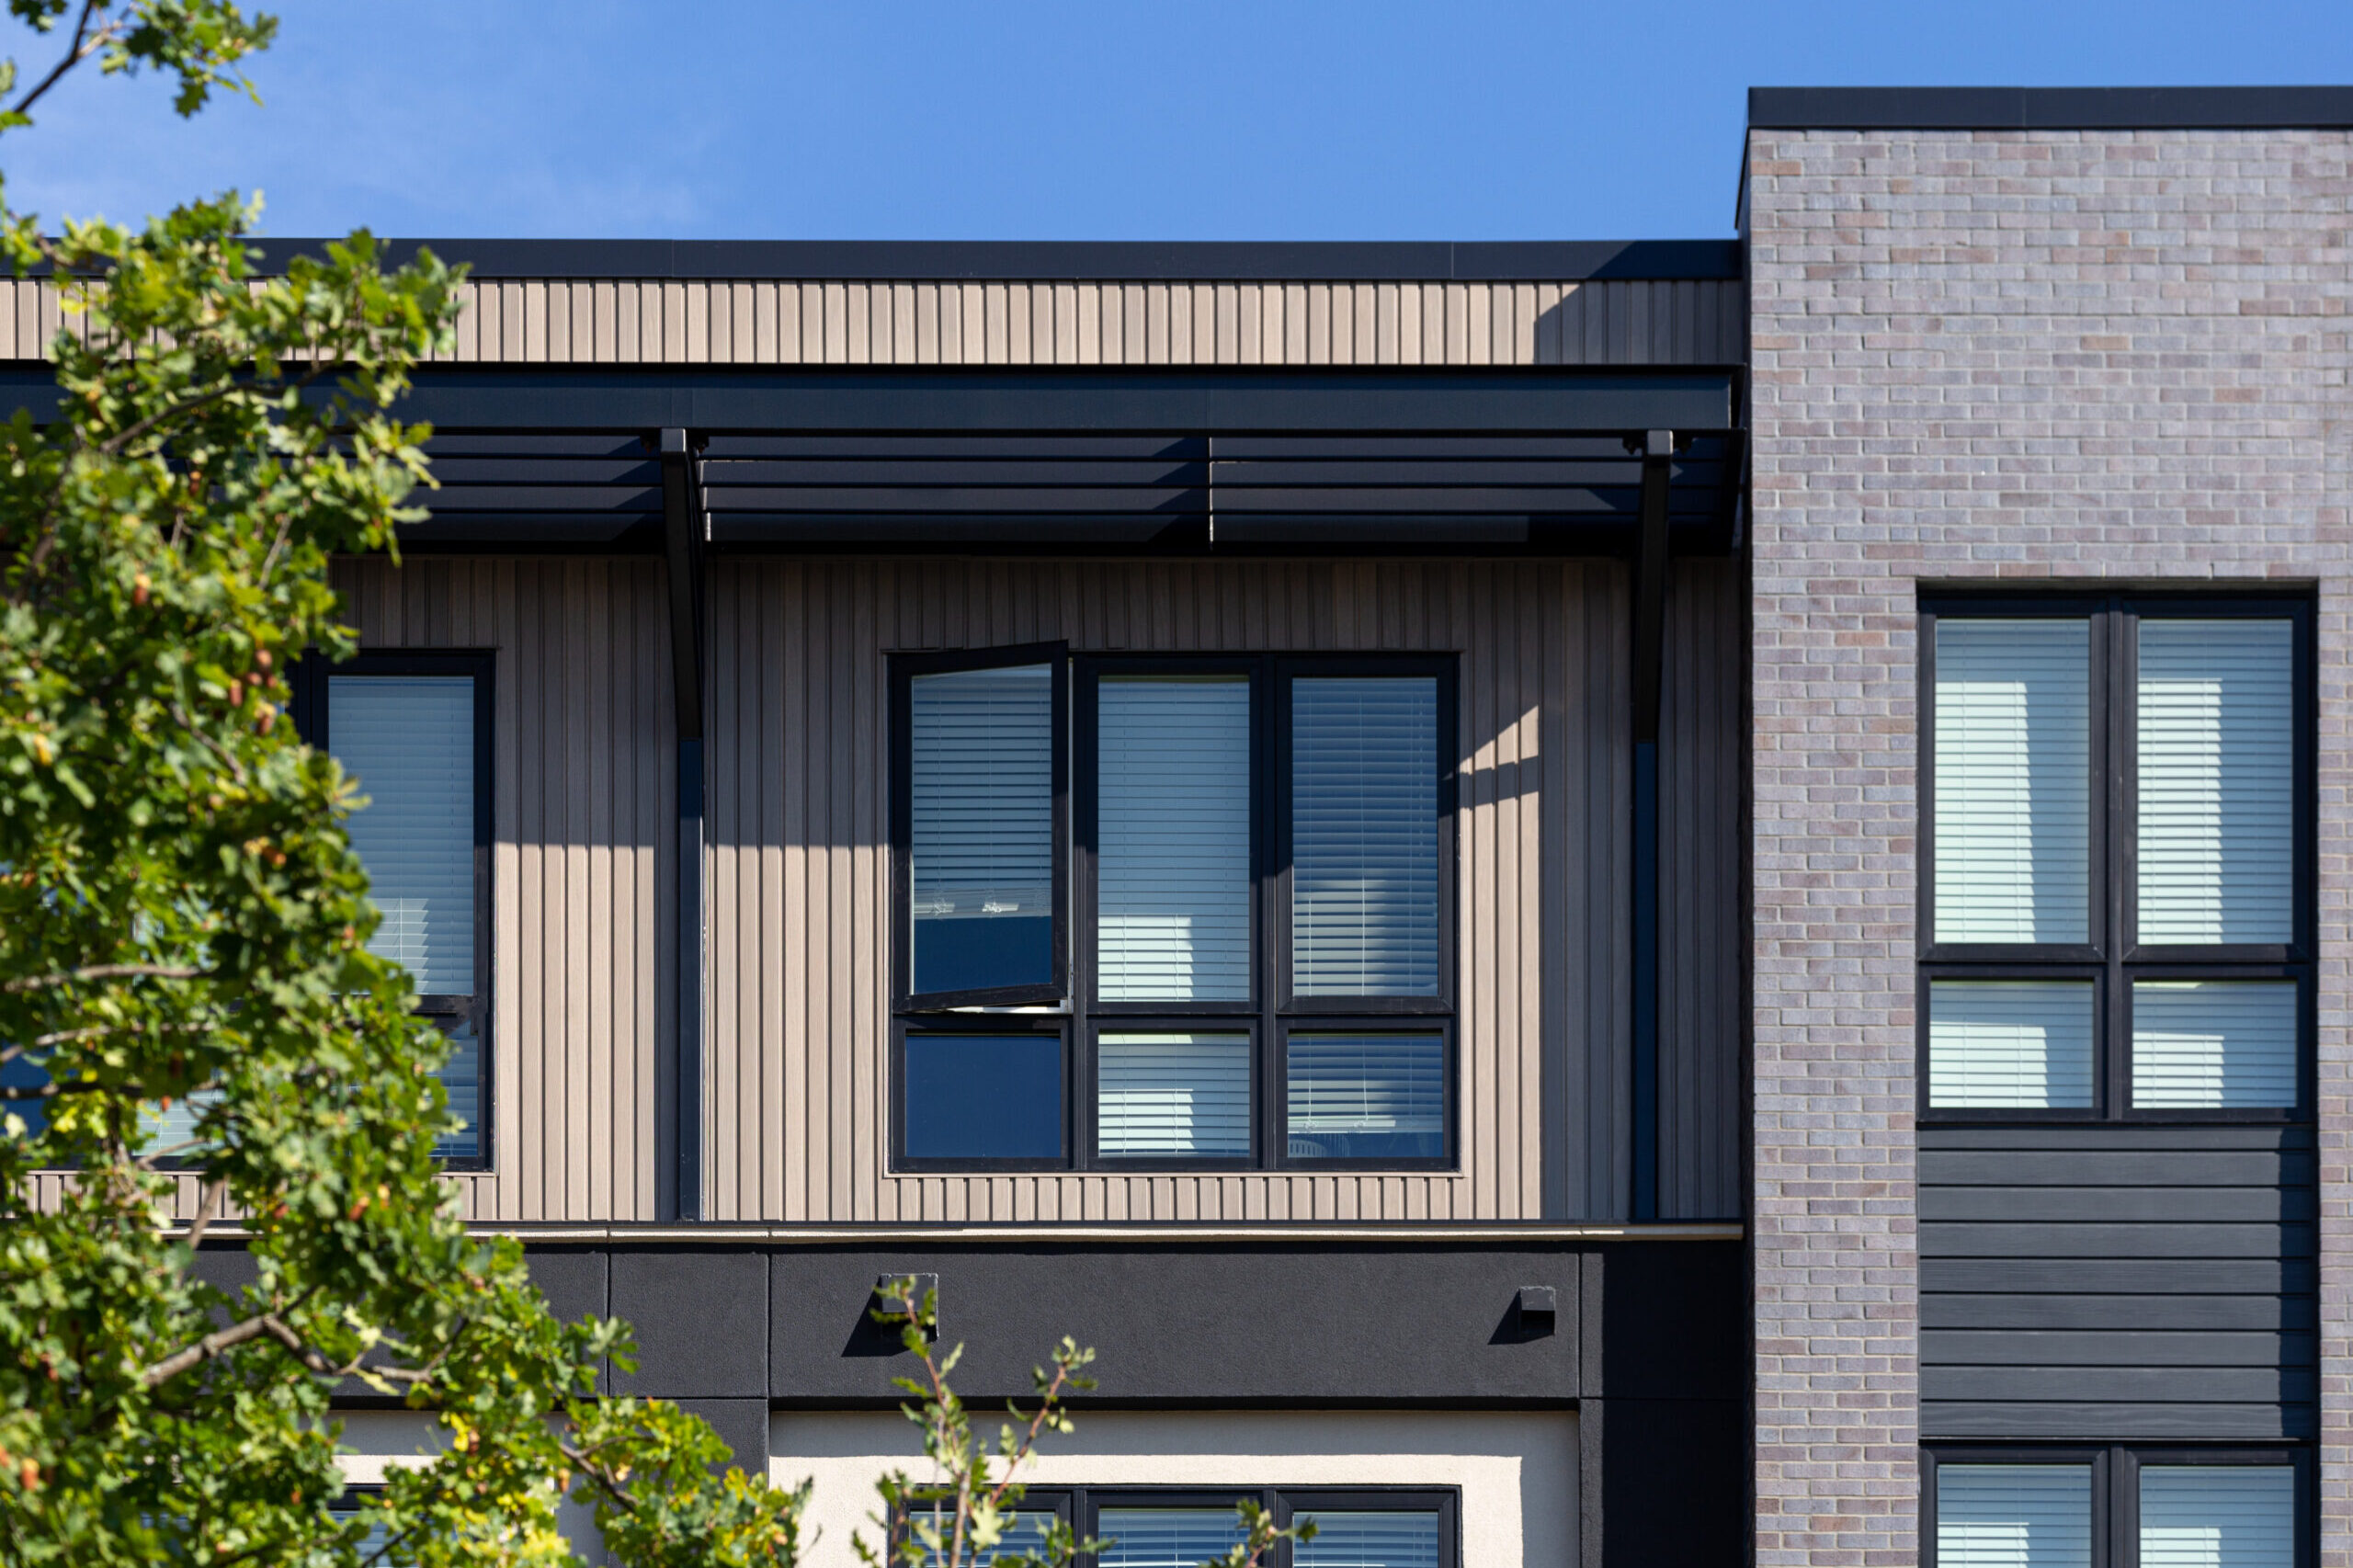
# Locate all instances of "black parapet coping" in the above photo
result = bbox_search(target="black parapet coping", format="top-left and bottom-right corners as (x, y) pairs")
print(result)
(1749, 84), (2353, 131)
(211, 238), (1742, 283)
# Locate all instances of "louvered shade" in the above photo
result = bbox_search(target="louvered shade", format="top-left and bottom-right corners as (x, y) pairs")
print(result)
(2131, 980), (2298, 1108)
(1937, 1464), (2092, 1568)
(2139, 1466), (2293, 1568)
(1097, 676), (1251, 1001)
(1928, 982), (2096, 1109)
(2137, 619), (2294, 945)
(1286, 1031), (1447, 1159)
(1291, 676), (1441, 995)
(901, 1034), (1063, 1160)
(909, 663), (1055, 995)
(332, 676), (477, 994)
(1097, 1509), (1246, 1568)
(1294, 1511), (1443, 1568)
(1933, 619), (2090, 944)
(1097, 1032), (1251, 1156)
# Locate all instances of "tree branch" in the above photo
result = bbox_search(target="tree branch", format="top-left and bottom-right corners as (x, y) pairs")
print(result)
(141, 1309), (272, 1386)
(9, 0), (119, 121)
(1, 962), (201, 994)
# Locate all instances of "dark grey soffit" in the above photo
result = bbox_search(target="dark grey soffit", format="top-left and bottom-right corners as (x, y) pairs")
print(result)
(224, 237), (1743, 283)
(1749, 84), (2353, 130)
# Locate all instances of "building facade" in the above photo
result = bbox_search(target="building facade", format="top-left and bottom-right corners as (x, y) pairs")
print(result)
(21, 84), (2341, 1565)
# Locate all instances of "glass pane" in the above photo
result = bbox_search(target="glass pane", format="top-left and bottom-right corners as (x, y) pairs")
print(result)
(1291, 676), (1440, 996)
(1928, 982), (2096, 1109)
(1937, 1463), (2092, 1568)
(1295, 1510), (1442, 1568)
(332, 676), (477, 994)
(140, 1086), (220, 1155)
(1933, 619), (2090, 944)
(2141, 1465), (2293, 1568)
(1287, 1032), (1446, 1160)
(1098, 676), (1251, 1001)
(437, 1018), (482, 1160)
(2132, 981), (2297, 1109)
(2138, 619), (2294, 944)
(910, 663), (1054, 994)
(1097, 1508), (1245, 1568)
(902, 1035), (1063, 1161)
(1097, 1032), (1251, 1157)
(915, 1508), (1059, 1565)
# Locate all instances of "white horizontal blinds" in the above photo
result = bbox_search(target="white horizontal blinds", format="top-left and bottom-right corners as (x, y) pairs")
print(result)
(331, 676), (477, 994)
(1933, 619), (2091, 944)
(908, 663), (1055, 994)
(1097, 676), (1251, 1001)
(2140, 1466), (2294, 1568)
(1097, 1032), (1251, 1157)
(436, 1020), (481, 1160)
(919, 1510), (1059, 1566)
(1936, 1465), (2094, 1568)
(2137, 619), (2294, 944)
(1928, 982), (2097, 1108)
(2131, 981), (2298, 1109)
(1291, 676), (1440, 995)
(141, 1087), (220, 1153)
(1286, 1031), (1447, 1159)
(1096, 1508), (1245, 1568)
(1294, 1511), (1443, 1568)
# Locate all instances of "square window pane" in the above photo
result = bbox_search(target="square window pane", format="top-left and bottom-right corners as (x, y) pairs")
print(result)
(1098, 1032), (1251, 1157)
(2132, 981), (2298, 1109)
(1295, 1510), (1443, 1568)
(1291, 676), (1440, 996)
(1928, 982), (2096, 1109)
(1097, 1508), (1245, 1568)
(910, 663), (1055, 994)
(1287, 1032), (1446, 1160)
(1933, 619), (2091, 944)
(332, 676), (477, 994)
(2138, 619), (2294, 945)
(1937, 1463), (2092, 1568)
(902, 1035), (1063, 1161)
(1098, 676), (1252, 1002)
(2140, 1465), (2293, 1568)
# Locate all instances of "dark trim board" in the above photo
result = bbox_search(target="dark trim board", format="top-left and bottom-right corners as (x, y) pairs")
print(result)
(1749, 85), (2353, 130)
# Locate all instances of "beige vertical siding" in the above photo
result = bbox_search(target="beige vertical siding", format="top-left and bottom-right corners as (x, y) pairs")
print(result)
(707, 557), (1633, 1223)
(0, 278), (1744, 367)
(1660, 557), (1745, 1220)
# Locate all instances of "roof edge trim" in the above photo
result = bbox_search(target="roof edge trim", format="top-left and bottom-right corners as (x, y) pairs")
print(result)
(1748, 84), (2353, 131)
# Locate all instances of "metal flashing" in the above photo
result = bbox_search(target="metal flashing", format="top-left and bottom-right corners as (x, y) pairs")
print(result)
(1748, 84), (2353, 131)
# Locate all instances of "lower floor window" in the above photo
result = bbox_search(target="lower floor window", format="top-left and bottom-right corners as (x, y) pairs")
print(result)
(1927, 1446), (2304, 1568)
(913, 1489), (1453, 1568)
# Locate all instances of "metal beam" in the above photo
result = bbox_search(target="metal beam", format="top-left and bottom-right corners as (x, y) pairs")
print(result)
(1631, 431), (1674, 1221)
(659, 428), (707, 1222)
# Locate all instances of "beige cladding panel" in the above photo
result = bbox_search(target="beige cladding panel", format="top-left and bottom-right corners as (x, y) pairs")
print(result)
(0, 277), (1743, 367)
(706, 557), (1632, 1224)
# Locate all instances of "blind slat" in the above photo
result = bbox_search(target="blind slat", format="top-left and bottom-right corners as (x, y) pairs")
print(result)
(1933, 619), (2090, 944)
(1291, 677), (1440, 995)
(1098, 677), (1251, 1001)
(1097, 1032), (1251, 1156)
(2140, 1466), (2293, 1568)
(2138, 619), (2294, 944)
(1938, 1464), (2093, 1568)
(1928, 981), (2096, 1109)
(910, 664), (1054, 994)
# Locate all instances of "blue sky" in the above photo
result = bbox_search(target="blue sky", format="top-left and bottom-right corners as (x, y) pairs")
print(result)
(8, 0), (2351, 243)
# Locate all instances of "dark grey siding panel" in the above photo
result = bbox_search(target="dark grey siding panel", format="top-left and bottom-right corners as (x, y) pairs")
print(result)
(1919, 1125), (2316, 1441)
(1658, 558), (1744, 1221)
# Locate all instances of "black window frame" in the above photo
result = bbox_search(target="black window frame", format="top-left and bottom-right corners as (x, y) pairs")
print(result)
(903, 1485), (1461, 1568)
(1917, 593), (2315, 1126)
(891, 642), (1073, 1011)
(889, 647), (1460, 1175)
(1921, 1442), (2313, 1568)
(294, 648), (496, 1172)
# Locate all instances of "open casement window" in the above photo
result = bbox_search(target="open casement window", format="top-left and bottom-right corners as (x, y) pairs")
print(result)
(1919, 597), (2313, 1123)
(1923, 1446), (2308, 1568)
(294, 651), (494, 1166)
(892, 649), (1456, 1174)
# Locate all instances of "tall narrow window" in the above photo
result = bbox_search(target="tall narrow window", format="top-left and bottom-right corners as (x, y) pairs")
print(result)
(1290, 676), (1440, 997)
(315, 659), (489, 1163)
(1097, 676), (1250, 1001)
(904, 655), (1063, 1003)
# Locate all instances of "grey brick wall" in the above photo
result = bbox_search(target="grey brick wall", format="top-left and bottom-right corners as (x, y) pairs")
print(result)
(1746, 128), (2353, 1566)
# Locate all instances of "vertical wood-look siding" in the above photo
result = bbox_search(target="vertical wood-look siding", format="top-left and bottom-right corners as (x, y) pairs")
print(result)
(0, 278), (1745, 368)
(709, 559), (1637, 1223)
(1660, 558), (1745, 1220)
